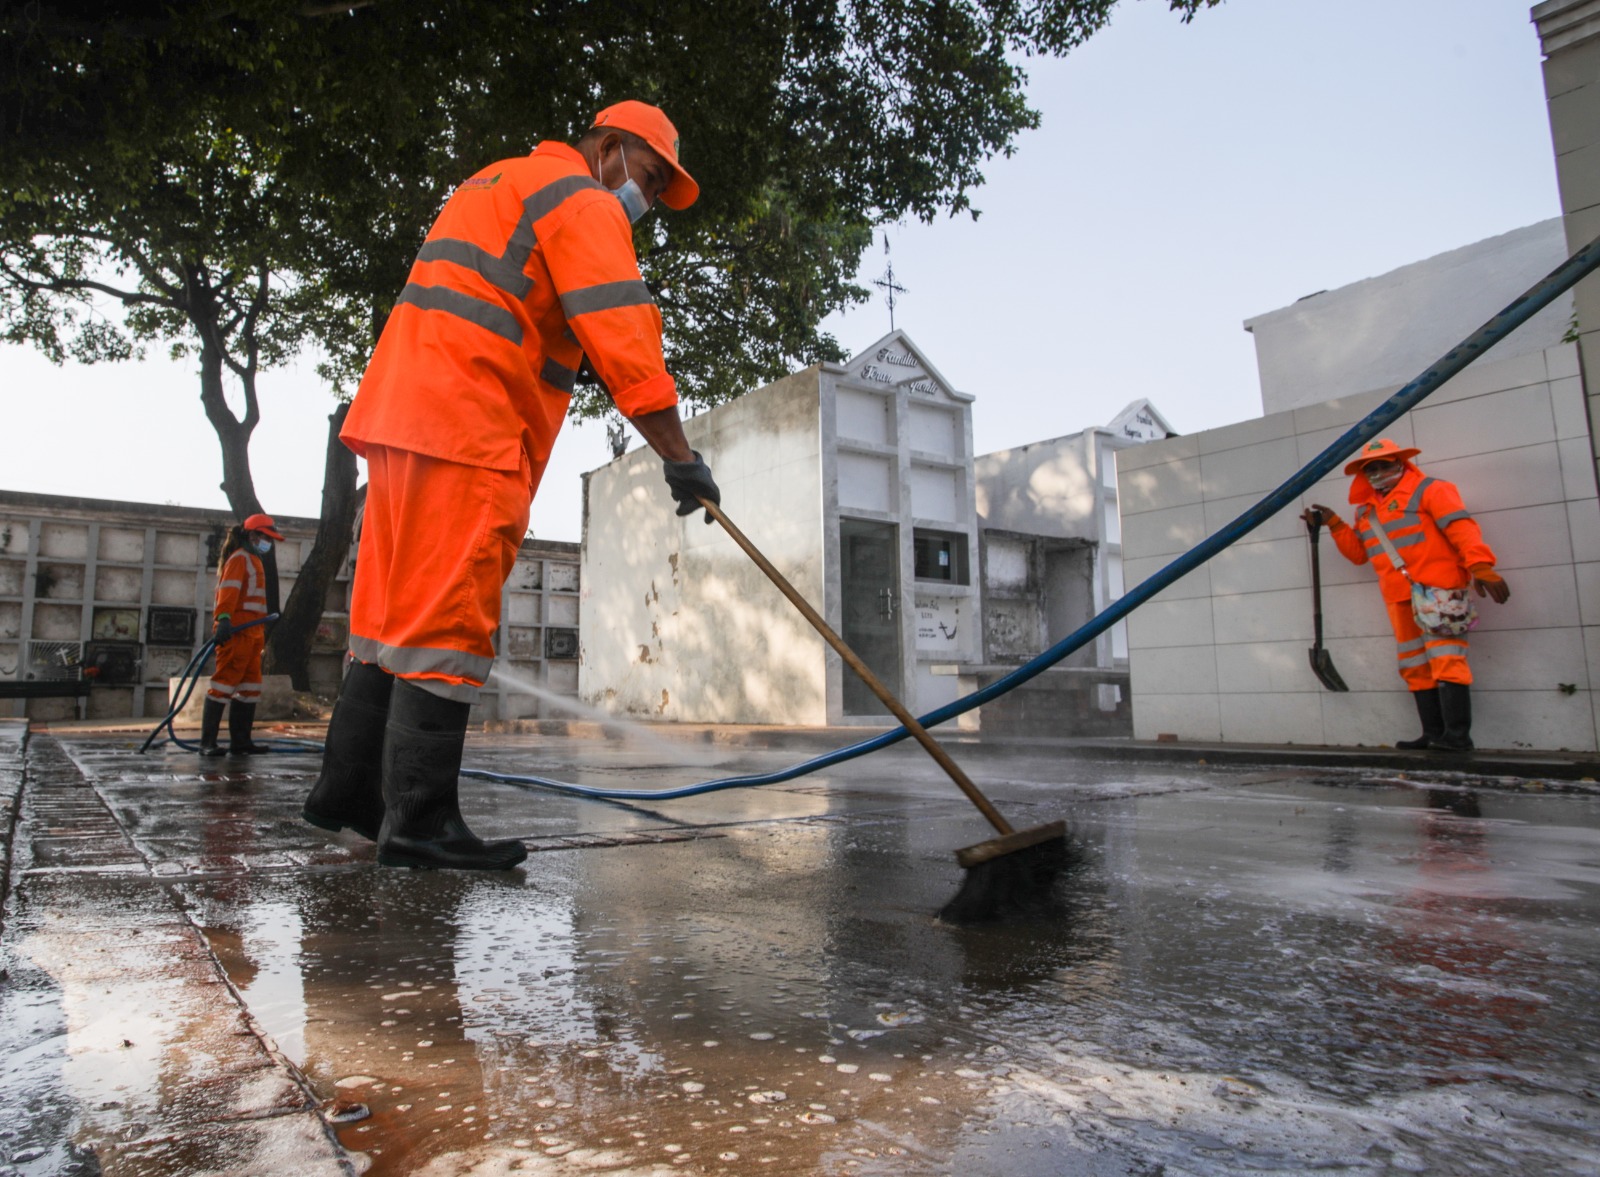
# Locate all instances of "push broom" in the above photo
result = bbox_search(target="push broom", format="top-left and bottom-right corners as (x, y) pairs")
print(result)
(697, 496), (1068, 923)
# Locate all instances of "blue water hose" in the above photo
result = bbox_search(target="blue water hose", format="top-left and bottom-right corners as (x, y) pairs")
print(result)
(462, 230), (1600, 801)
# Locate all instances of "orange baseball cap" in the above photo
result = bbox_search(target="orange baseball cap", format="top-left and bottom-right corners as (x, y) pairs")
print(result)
(1343, 437), (1420, 476)
(592, 100), (698, 210)
(242, 512), (285, 541)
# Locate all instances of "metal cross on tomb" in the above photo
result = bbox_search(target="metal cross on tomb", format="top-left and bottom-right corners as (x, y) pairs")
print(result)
(872, 234), (908, 331)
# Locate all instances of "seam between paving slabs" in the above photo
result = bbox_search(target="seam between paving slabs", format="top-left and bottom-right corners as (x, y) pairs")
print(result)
(0, 721), (29, 940)
(32, 732), (361, 1174)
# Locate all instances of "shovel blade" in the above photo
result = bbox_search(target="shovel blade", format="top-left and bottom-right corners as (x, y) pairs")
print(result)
(1309, 646), (1349, 692)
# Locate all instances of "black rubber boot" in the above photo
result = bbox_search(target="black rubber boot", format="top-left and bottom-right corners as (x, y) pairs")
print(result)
(376, 679), (527, 871)
(1433, 681), (1474, 752)
(303, 661), (394, 841)
(1396, 688), (1444, 750)
(198, 696), (227, 757)
(227, 700), (268, 754)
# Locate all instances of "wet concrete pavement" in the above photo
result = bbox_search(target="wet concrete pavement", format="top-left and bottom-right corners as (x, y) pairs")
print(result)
(2, 718), (1599, 1175)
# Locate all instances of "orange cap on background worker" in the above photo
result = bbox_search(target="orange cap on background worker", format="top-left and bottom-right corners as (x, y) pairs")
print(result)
(590, 100), (699, 210)
(242, 513), (285, 541)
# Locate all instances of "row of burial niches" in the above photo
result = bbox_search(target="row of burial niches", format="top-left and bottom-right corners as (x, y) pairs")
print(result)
(0, 519), (329, 683)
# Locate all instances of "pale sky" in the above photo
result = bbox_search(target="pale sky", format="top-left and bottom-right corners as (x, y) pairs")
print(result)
(1, 0), (1558, 543)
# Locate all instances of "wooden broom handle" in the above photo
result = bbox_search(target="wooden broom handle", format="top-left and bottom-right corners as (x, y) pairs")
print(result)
(699, 497), (1013, 837)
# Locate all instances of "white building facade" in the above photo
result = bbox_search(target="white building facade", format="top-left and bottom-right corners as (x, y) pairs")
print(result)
(580, 331), (982, 725)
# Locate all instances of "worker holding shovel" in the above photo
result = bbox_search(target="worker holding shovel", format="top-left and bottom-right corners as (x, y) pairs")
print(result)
(303, 101), (720, 869)
(1303, 439), (1509, 752)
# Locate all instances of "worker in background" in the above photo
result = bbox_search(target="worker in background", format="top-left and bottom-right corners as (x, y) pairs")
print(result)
(201, 513), (283, 757)
(303, 100), (719, 870)
(1304, 439), (1510, 752)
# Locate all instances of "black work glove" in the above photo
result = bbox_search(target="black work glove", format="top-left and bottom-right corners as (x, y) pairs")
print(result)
(663, 450), (721, 524)
(213, 617), (234, 645)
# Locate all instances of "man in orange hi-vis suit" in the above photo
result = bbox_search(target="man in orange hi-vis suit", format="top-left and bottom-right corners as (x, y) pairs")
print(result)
(1304, 438), (1511, 752)
(202, 513), (284, 757)
(303, 101), (720, 870)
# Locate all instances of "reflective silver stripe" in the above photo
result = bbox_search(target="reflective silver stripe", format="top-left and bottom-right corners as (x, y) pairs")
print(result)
(560, 279), (654, 318)
(415, 176), (603, 304)
(523, 174), (604, 225)
(1397, 652), (1431, 669)
(218, 579), (243, 589)
(348, 633), (494, 683)
(417, 239), (534, 299)
(396, 283), (522, 345)
(540, 357), (578, 392)
(1435, 510), (1471, 528)
(207, 682), (238, 698)
(1396, 636), (1427, 653)
(1426, 642), (1469, 658)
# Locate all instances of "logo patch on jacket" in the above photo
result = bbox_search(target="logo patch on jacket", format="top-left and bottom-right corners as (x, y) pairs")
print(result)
(455, 173), (503, 193)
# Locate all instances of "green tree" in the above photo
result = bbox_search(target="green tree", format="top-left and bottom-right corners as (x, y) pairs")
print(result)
(0, 0), (1219, 686)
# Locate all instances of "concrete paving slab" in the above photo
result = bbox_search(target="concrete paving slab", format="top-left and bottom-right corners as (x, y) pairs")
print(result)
(3, 725), (1599, 1175)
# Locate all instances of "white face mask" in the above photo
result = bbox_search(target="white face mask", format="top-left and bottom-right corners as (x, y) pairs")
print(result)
(600, 144), (650, 224)
(1364, 462), (1403, 493)
(252, 537), (273, 555)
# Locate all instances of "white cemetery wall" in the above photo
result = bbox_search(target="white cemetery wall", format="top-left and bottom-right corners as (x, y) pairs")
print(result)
(580, 368), (829, 724)
(1120, 344), (1600, 751)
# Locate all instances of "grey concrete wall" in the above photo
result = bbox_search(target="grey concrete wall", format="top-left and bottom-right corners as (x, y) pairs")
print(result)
(0, 490), (580, 724)
(0, 493), (350, 721)
(1244, 220), (1572, 417)
(1537, 0), (1600, 507)
(1120, 344), (1600, 751)
(974, 428), (1135, 668)
(975, 432), (1098, 539)
(579, 369), (829, 725)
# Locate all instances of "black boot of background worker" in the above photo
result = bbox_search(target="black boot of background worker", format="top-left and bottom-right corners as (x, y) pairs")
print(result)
(303, 661), (395, 841)
(376, 679), (527, 871)
(1433, 681), (1474, 752)
(198, 696), (227, 757)
(1396, 687), (1444, 750)
(228, 700), (268, 754)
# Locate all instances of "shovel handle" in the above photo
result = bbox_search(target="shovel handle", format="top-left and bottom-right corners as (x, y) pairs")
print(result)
(699, 496), (1014, 837)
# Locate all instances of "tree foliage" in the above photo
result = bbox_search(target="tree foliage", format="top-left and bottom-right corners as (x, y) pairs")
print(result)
(2, 0), (1221, 412)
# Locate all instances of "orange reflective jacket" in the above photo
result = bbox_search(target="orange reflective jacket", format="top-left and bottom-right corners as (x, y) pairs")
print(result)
(214, 549), (269, 623)
(343, 141), (678, 487)
(1329, 463), (1496, 603)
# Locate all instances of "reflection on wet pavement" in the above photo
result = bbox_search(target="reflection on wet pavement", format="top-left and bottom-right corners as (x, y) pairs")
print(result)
(3, 724), (1599, 1174)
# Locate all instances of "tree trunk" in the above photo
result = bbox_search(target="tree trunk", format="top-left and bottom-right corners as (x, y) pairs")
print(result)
(193, 297), (263, 520)
(265, 402), (359, 690)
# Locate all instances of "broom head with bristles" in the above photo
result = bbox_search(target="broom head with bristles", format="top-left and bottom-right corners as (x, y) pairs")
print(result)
(938, 820), (1070, 924)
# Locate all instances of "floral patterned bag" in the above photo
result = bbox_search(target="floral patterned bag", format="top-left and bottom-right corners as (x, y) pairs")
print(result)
(1408, 583), (1477, 637)
(1363, 507), (1477, 637)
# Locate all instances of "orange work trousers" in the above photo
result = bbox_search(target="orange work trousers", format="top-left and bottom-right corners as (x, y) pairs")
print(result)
(208, 626), (265, 703)
(1386, 599), (1471, 691)
(348, 444), (532, 702)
